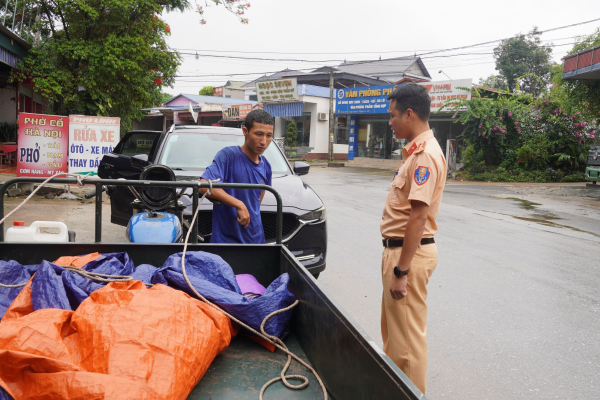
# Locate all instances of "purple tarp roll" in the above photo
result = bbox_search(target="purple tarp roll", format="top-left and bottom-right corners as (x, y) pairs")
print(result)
(236, 274), (266, 297)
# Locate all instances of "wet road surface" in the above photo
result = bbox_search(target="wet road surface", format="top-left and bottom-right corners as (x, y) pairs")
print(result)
(302, 166), (600, 400)
(3, 168), (600, 399)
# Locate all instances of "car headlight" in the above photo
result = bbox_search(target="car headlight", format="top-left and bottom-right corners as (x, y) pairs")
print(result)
(299, 205), (326, 223)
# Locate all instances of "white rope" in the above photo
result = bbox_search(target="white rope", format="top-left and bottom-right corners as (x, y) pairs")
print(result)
(0, 171), (92, 227)
(181, 180), (327, 400)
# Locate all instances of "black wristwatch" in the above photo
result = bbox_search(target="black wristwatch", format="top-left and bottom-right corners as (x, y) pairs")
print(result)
(394, 266), (409, 277)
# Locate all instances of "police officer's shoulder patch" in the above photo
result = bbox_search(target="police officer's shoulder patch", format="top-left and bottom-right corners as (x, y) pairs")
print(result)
(414, 166), (430, 185)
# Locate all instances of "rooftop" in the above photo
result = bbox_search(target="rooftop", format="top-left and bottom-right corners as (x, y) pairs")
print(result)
(163, 93), (257, 106)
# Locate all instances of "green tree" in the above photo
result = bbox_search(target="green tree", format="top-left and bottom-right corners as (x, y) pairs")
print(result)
(478, 74), (508, 91)
(10, 0), (251, 131)
(285, 121), (298, 147)
(493, 28), (552, 96)
(160, 92), (174, 105)
(199, 86), (215, 96)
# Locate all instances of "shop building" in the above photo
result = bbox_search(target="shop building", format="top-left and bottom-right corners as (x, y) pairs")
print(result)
(212, 80), (247, 100)
(0, 22), (50, 165)
(135, 94), (257, 132)
(256, 78), (331, 158)
(335, 79), (472, 166)
(241, 57), (432, 159)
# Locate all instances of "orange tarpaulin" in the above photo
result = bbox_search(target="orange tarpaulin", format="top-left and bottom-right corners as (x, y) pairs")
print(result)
(53, 253), (101, 268)
(0, 281), (233, 399)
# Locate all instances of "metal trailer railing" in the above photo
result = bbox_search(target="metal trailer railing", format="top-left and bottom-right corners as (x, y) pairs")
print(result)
(0, 178), (283, 244)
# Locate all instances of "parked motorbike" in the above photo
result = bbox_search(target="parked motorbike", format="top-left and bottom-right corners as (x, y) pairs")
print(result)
(85, 165), (202, 243)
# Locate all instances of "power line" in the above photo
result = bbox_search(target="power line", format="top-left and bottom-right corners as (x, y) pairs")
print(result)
(417, 17), (600, 57)
(171, 18), (600, 84)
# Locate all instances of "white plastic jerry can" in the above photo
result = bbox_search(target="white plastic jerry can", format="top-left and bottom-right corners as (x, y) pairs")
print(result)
(6, 221), (69, 243)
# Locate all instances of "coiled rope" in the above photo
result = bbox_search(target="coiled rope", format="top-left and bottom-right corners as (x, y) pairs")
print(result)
(182, 180), (328, 400)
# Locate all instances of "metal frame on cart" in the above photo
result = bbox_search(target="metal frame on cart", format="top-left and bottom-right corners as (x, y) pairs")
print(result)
(0, 178), (283, 244)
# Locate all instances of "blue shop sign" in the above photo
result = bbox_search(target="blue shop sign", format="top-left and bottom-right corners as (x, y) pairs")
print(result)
(335, 84), (402, 115)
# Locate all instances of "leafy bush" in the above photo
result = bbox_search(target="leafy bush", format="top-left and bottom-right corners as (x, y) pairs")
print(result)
(461, 144), (485, 173)
(285, 121), (297, 147)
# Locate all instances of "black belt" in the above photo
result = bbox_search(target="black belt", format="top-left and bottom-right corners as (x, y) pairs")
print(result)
(382, 237), (435, 248)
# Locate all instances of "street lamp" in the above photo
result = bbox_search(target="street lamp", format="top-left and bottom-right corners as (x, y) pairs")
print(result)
(439, 70), (452, 80)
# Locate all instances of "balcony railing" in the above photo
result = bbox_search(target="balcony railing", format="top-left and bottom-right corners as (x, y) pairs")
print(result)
(562, 45), (600, 80)
(0, 0), (35, 44)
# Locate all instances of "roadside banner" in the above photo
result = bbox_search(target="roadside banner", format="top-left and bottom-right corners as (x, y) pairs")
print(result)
(17, 113), (69, 177)
(68, 116), (120, 175)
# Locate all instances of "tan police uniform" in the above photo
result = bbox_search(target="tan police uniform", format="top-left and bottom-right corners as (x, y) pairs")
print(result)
(380, 129), (446, 394)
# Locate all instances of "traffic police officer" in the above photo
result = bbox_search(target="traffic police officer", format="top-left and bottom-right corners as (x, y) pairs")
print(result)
(380, 84), (446, 394)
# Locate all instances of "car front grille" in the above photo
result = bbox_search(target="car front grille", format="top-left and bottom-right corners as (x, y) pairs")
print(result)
(196, 211), (300, 242)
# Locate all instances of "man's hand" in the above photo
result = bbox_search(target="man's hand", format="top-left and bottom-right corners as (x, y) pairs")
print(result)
(390, 275), (408, 300)
(236, 203), (250, 228)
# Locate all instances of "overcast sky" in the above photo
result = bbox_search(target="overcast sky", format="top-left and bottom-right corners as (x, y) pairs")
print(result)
(161, 0), (600, 96)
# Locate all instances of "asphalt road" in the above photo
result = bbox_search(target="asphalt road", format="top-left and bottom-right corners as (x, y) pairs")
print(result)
(3, 168), (600, 399)
(302, 166), (600, 400)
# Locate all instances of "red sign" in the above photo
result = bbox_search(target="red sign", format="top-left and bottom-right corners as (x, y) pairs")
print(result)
(17, 113), (69, 177)
(213, 87), (224, 97)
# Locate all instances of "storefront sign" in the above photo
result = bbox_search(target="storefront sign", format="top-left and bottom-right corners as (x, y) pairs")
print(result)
(68, 115), (120, 175)
(335, 79), (472, 115)
(17, 113), (69, 177)
(256, 78), (299, 103)
(222, 104), (254, 120)
(347, 116), (358, 160)
(425, 79), (472, 111)
(336, 84), (398, 115)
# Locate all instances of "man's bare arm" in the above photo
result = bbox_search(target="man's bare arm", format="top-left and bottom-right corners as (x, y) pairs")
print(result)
(389, 200), (429, 300)
(199, 178), (250, 228)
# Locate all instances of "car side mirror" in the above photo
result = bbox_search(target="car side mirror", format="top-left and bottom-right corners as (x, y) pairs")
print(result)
(293, 161), (310, 176)
(131, 153), (149, 169)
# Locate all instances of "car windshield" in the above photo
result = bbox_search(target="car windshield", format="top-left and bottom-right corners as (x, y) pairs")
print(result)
(159, 132), (291, 174)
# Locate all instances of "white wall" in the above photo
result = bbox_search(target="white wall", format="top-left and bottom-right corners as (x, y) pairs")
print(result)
(274, 117), (284, 138)
(0, 86), (17, 123)
(333, 144), (349, 154)
(222, 88), (245, 100)
(244, 88), (256, 100)
(301, 95), (330, 154)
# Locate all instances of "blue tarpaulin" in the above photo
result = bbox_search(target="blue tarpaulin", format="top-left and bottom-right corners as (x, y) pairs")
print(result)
(0, 251), (295, 338)
(151, 251), (295, 338)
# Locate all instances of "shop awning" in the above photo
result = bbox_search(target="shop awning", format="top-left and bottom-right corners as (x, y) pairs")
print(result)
(263, 102), (303, 117)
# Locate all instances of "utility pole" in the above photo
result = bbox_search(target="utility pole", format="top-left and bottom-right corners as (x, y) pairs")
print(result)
(328, 69), (334, 162)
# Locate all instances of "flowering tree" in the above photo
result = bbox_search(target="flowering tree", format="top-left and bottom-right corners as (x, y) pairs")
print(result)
(196, 0), (251, 24)
(10, 0), (251, 130)
(443, 77), (597, 174)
